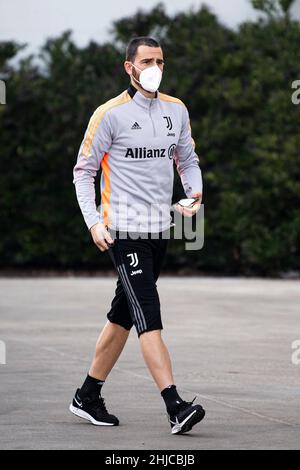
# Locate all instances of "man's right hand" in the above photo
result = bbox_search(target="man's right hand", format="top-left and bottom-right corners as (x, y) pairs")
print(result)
(90, 223), (115, 252)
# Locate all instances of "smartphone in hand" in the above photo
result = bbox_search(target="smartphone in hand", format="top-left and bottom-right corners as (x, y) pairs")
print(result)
(176, 197), (200, 208)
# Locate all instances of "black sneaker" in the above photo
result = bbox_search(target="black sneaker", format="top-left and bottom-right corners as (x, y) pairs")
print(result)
(69, 388), (119, 426)
(167, 397), (205, 434)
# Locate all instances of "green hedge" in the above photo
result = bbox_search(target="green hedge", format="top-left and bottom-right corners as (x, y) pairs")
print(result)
(0, 1), (299, 276)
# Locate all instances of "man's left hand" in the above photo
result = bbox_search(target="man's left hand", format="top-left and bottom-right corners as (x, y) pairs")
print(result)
(174, 192), (202, 217)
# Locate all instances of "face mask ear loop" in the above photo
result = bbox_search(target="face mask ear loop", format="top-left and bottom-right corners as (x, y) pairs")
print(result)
(131, 62), (142, 72)
(130, 63), (142, 87)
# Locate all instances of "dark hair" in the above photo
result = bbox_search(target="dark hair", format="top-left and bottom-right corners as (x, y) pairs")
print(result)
(126, 37), (161, 63)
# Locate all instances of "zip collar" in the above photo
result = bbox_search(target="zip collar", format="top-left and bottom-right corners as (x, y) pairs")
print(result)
(127, 83), (159, 110)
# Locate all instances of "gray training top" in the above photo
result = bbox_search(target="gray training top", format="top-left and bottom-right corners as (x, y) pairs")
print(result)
(73, 83), (203, 233)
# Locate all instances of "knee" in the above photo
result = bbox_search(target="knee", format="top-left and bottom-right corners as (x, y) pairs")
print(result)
(138, 328), (162, 339)
(107, 319), (132, 333)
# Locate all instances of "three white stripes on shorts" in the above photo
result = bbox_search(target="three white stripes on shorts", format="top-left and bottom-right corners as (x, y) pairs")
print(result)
(117, 263), (147, 333)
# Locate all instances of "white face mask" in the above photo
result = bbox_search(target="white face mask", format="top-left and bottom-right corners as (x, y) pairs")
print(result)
(131, 63), (162, 93)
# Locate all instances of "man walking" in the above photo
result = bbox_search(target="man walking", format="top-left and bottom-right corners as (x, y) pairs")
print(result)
(70, 37), (205, 434)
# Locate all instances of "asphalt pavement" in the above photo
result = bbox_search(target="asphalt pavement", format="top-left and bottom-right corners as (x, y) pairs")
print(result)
(0, 276), (299, 450)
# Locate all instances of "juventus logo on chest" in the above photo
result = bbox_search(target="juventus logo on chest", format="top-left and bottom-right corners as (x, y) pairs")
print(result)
(163, 116), (173, 130)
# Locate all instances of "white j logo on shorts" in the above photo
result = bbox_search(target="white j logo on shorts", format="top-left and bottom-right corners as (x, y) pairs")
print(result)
(127, 252), (139, 267)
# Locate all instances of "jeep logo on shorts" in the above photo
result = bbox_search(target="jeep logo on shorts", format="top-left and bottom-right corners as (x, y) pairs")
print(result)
(168, 144), (176, 159)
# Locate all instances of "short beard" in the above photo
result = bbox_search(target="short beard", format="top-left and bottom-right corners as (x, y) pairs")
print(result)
(131, 67), (141, 88)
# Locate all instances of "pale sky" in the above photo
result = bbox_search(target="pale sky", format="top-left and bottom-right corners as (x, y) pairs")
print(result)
(0, 0), (299, 54)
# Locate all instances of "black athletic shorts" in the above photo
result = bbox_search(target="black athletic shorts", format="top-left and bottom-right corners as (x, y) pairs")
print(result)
(106, 229), (169, 337)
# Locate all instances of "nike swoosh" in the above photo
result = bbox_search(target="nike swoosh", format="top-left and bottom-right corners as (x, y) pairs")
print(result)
(74, 397), (83, 408)
(170, 417), (180, 425)
(170, 410), (197, 433)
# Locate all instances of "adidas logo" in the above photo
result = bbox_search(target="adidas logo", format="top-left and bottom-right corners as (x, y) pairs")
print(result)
(131, 122), (142, 130)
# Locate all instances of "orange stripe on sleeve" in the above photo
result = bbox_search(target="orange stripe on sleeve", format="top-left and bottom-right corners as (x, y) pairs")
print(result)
(82, 91), (131, 158)
(100, 152), (111, 227)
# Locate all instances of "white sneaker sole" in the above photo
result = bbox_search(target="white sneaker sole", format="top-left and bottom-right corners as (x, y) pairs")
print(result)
(69, 404), (115, 426)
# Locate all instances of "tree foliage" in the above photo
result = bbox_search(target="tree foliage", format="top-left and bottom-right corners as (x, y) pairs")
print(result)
(0, 2), (299, 275)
